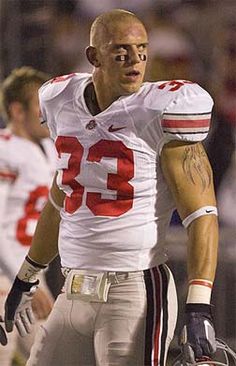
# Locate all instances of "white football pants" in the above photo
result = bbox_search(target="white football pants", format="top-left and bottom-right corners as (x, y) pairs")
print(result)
(27, 264), (177, 366)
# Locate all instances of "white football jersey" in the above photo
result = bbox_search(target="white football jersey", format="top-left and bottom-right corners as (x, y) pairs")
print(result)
(0, 129), (56, 279)
(39, 73), (214, 271)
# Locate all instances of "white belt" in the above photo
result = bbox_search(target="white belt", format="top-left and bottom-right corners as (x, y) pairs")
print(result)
(62, 268), (143, 303)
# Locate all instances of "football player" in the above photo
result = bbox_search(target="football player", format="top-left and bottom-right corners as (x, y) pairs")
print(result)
(0, 67), (55, 365)
(4, 10), (218, 366)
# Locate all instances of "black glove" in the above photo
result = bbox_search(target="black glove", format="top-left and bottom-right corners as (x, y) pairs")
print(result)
(180, 303), (216, 364)
(4, 277), (39, 337)
(0, 316), (7, 345)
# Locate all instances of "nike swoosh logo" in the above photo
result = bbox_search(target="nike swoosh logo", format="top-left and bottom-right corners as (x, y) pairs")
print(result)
(108, 125), (125, 133)
(206, 209), (213, 213)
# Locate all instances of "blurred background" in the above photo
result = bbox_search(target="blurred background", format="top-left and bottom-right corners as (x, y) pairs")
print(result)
(0, 0), (235, 362)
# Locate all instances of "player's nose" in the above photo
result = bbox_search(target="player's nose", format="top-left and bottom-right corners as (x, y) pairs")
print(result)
(128, 47), (141, 65)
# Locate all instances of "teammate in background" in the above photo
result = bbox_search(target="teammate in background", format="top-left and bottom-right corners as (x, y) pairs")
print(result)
(0, 67), (55, 365)
(3, 10), (218, 366)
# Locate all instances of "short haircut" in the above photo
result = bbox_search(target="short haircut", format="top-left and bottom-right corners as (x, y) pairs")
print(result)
(0, 66), (49, 121)
(90, 9), (145, 47)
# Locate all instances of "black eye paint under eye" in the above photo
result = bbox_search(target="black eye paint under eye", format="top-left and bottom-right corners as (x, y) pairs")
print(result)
(115, 54), (146, 62)
(115, 55), (128, 61)
(139, 54), (146, 61)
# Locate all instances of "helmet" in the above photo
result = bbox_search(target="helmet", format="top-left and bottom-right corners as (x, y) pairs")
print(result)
(172, 339), (236, 366)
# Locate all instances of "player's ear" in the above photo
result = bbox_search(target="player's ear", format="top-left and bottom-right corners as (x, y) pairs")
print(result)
(86, 46), (101, 67)
(9, 101), (25, 121)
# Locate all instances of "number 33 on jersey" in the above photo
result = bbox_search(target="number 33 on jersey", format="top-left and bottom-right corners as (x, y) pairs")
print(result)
(39, 73), (213, 271)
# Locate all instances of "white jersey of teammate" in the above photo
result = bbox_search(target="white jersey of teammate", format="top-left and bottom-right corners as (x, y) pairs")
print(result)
(0, 130), (56, 280)
(39, 73), (213, 271)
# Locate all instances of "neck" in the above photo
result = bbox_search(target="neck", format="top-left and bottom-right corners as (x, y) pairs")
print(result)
(92, 72), (120, 112)
(84, 83), (101, 116)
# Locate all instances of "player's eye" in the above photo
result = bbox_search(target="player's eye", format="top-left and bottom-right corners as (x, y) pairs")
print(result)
(114, 45), (127, 52)
(138, 44), (147, 52)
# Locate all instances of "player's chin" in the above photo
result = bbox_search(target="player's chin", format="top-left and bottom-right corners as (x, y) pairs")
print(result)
(121, 82), (142, 95)
(36, 130), (50, 139)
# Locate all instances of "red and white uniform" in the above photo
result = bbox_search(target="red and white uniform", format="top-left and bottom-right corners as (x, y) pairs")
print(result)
(26, 74), (214, 366)
(0, 131), (56, 366)
(0, 130), (56, 279)
(39, 74), (213, 271)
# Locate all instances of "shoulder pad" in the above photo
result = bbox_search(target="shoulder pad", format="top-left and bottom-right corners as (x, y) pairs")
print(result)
(160, 80), (214, 145)
(39, 73), (76, 101)
(39, 73), (84, 102)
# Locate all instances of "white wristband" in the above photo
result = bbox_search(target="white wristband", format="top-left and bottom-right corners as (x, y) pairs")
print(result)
(182, 206), (218, 228)
(187, 279), (213, 304)
(17, 256), (47, 283)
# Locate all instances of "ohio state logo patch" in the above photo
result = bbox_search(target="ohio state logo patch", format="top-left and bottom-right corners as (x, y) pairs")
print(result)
(86, 120), (97, 130)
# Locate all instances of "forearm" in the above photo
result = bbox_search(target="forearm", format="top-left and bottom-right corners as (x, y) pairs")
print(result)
(187, 215), (218, 282)
(28, 200), (61, 265)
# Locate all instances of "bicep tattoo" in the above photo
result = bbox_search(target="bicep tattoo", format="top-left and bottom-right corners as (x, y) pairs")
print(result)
(182, 144), (212, 192)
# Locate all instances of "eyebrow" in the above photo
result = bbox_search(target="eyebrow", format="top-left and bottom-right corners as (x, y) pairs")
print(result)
(112, 42), (149, 48)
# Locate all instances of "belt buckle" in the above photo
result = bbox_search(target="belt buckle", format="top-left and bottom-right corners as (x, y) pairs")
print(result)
(66, 270), (110, 303)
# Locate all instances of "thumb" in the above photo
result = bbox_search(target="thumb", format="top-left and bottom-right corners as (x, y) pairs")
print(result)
(0, 316), (8, 345)
(4, 309), (14, 333)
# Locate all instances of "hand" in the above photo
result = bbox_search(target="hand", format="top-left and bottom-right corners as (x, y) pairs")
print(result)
(0, 316), (7, 345)
(31, 287), (54, 320)
(4, 277), (39, 337)
(180, 303), (216, 364)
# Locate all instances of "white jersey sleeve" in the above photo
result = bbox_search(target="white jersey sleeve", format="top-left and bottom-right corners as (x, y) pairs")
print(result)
(39, 73), (90, 141)
(159, 80), (214, 148)
(39, 77), (69, 140)
(0, 131), (18, 183)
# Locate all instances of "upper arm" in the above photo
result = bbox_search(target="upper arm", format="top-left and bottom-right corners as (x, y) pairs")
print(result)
(160, 140), (216, 220)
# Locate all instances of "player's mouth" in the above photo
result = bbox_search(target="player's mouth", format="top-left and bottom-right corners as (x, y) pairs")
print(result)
(124, 70), (141, 82)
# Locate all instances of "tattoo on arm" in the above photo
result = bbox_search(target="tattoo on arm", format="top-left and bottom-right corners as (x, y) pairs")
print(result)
(182, 144), (211, 192)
